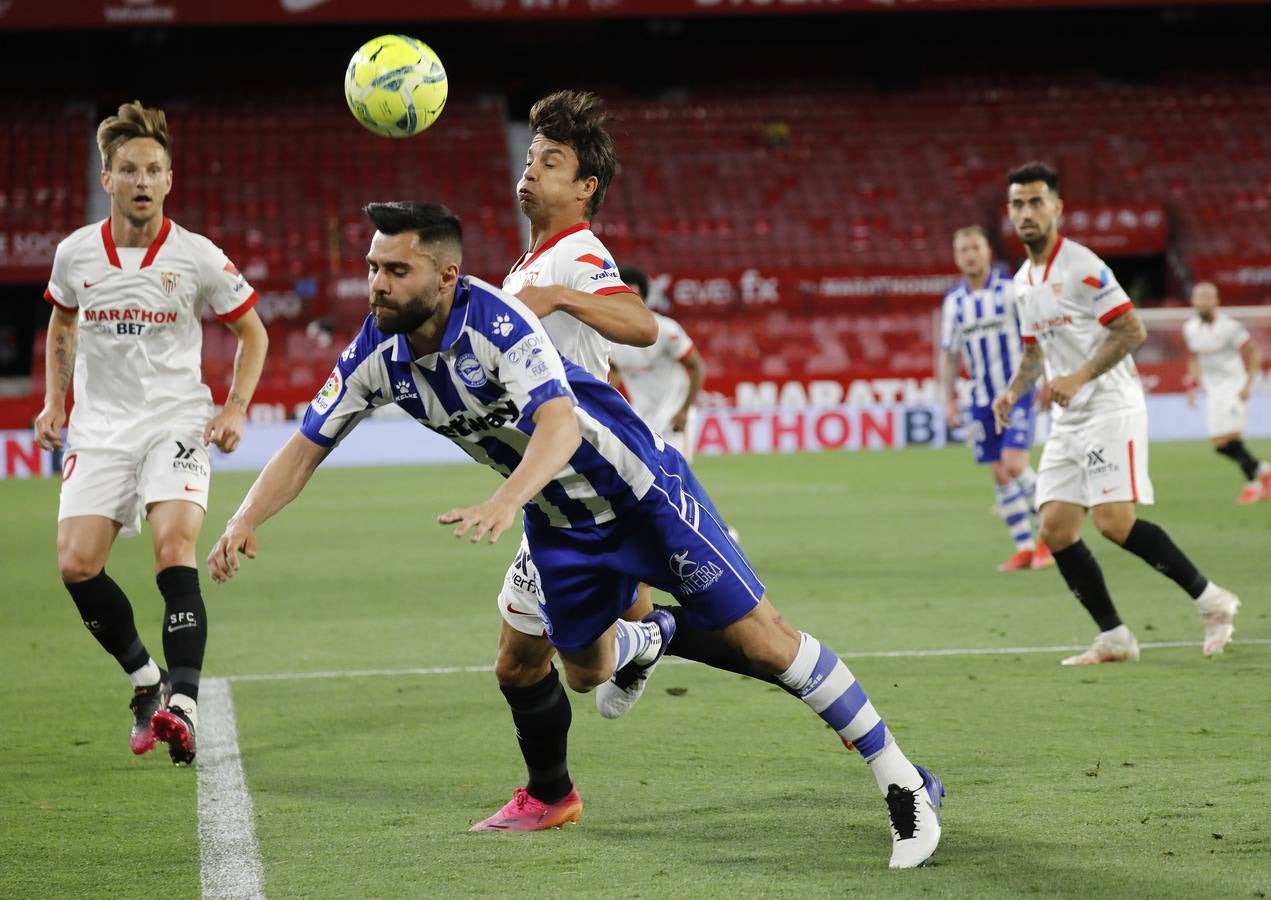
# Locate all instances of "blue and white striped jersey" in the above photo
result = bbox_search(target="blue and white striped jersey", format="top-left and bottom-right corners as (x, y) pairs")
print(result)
(300, 275), (665, 529)
(938, 268), (1025, 408)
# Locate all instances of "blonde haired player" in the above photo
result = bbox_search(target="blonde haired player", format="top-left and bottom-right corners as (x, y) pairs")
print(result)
(34, 101), (268, 764)
(1182, 281), (1271, 503)
(992, 162), (1238, 665)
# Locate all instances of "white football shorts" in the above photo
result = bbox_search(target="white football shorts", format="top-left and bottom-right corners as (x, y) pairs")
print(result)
(1037, 409), (1154, 508)
(496, 533), (549, 637)
(58, 427), (211, 538)
(1205, 387), (1248, 438)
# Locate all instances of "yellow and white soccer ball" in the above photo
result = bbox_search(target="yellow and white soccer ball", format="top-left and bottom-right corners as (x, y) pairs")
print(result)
(344, 34), (447, 138)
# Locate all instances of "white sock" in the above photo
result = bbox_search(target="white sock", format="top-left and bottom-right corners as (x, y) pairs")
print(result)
(1195, 581), (1223, 606)
(613, 619), (660, 672)
(1015, 466), (1039, 517)
(168, 693), (198, 727)
(128, 659), (161, 688)
(777, 632), (922, 795)
(994, 483), (1036, 551)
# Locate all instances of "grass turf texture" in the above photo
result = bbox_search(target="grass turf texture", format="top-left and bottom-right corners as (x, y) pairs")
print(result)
(1, 441), (1267, 898)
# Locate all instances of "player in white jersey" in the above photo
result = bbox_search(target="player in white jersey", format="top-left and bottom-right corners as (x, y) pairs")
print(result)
(608, 266), (706, 462)
(992, 162), (1239, 665)
(482, 91), (660, 830)
(33, 102), (268, 764)
(937, 225), (1051, 572)
(1182, 282), (1270, 503)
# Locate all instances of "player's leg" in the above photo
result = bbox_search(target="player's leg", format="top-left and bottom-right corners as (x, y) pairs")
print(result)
(57, 447), (168, 754)
(1090, 413), (1238, 656)
(973, 405), (1035, 570)
(472, 540), (581, 831)
(1213, 432), (1268, 503)
(1034, 427), (1138, 665)
(145, 499), (206, 765)
(719, 598), (943, 868)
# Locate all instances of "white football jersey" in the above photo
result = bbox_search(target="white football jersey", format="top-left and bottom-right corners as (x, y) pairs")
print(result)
(1015, 236), (1144, 427)
(609, 312), (695, 435)
(44, 218), (257, 448)
(501, 223), (630, 378)
(1182, 312), (1251, 393)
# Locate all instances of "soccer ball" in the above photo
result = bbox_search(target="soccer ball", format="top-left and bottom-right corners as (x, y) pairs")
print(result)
(344, 35), (447, 138)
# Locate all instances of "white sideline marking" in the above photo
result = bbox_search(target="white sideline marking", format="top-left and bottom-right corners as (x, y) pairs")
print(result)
(222, 638), (1271, 683)
(198, 678), (266, 900)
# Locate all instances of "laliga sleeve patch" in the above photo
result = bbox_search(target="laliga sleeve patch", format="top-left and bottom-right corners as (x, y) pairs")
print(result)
(311, 369), (343, 414)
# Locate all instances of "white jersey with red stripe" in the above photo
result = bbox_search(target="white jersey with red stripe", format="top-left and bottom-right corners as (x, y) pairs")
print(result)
(501, 223), (630, 378)
(609, 312), (695, 435)
(1015, 236), (1144, 427)
(44, 217), (258, 448)
(1183, 312), (1251, 394)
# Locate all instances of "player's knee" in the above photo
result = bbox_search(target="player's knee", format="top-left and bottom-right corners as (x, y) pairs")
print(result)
(1095, 518), (1132, 546)
(57, 548), (101, 584)
(1038, 519), (1077, 551)
(153, 541), (195, 572)
(494, 639), (553, 687)
(562, 666), (602, 694)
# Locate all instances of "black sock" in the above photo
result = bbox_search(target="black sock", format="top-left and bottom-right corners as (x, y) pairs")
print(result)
(1120, 520), (1209, 600)
(64, 570), (151, 674)
(1051, 541), (1123, 632)
(1216, 440), (1261, 481)
(657, 604), (792, 693)
(500, 665), (573, 804)
(156, 566), (207, 702)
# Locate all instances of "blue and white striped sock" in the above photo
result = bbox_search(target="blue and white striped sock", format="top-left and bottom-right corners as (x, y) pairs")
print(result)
(613, 619), (660, 672)
(995, 483), (1036, 551)
(1015, 466), (1039, 518)
(778, 632), (922, 794)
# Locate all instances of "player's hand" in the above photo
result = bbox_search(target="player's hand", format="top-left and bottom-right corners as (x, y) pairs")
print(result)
(670, 408), (689, 432)
(1239, 383), (1252, 402)
(207, 518), (258, 584)
(438, 497), (518, 544)
(204, 405), (246, 453)
(1047, 372), (1088, 409)
(514, 285), (559, 319)
(991, 390), (1017, 434)
(34, 403), (67, 451)
(944, 398), (962, 430)
(1185, 387), (1197, 408)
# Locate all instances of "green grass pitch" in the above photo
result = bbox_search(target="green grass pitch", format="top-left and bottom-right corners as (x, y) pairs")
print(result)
(1, 441), (1268, 898)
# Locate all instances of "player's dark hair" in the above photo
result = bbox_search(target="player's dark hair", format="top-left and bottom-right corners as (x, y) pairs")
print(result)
(529, 90), (617, 220)
(618, 266), (649, 299)
(364, 201), (463, 261)
(1007, 161), (1061, 195)
(97, 101), (171, 170)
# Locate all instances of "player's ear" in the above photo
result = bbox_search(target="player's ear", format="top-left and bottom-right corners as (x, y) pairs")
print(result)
(577, 174), (597, 204)
(99, 169), (111, 193)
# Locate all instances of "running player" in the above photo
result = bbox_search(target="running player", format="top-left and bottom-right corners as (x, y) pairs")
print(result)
(992, 161), (1239, 665)
(34, 101), (268, 764)
(937, 225), (1051, 572)
(207, 201), (944, 868)
(1182, 281), (1270, 503)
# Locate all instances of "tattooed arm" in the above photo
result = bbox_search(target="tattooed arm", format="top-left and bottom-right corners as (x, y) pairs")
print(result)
(1048, 309), (1146, 408)
(34, 307), (78, 450)
(991, 341), (1047, 433)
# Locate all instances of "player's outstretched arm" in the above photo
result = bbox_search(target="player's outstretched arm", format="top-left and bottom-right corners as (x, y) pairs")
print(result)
(1183, 351), (1200, 406)
(204, 308), (269, 453)
(34, 307), (78, 451)
(439, 396), (581, 544)
(517, 284), (658, 347)
(207, 430), (328, 583)
(993, 342), (1047, 432)
(1050, 308), (1147, 407)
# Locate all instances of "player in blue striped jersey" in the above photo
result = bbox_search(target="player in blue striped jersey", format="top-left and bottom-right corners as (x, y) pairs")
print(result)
(937, 225), (1052, 572)
(207, 202), (944, 868)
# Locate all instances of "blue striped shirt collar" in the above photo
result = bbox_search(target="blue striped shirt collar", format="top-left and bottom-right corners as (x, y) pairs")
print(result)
(389, 275), (474, 363)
